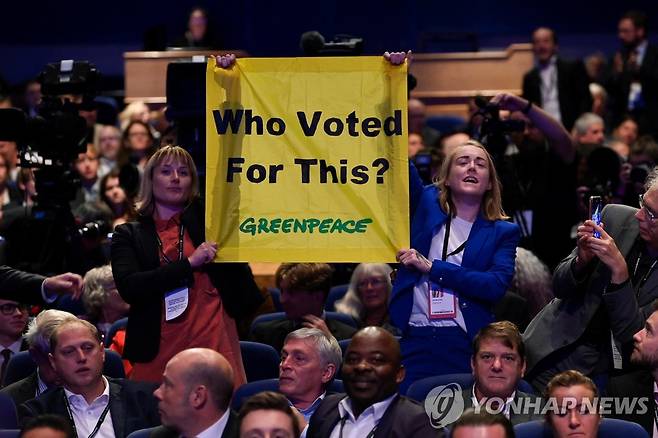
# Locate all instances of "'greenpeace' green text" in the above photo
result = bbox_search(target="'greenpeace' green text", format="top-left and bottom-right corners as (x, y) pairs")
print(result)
(239, 217), (373, 235)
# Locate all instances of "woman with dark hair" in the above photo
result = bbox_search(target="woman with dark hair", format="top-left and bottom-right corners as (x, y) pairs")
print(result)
(99, 167), (136, 228)
(391, 139), (521, 392)
(121, 120), (157, 171)
(111, 145), (263, 385)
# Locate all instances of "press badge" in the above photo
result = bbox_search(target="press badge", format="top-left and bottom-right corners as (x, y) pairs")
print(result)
(428, 281), (457, 319)
(165, 286), (189, 321)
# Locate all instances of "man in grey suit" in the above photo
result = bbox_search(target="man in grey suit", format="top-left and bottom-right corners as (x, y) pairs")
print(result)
(524, 166), (658, 390)
(457, 321), (542, 426)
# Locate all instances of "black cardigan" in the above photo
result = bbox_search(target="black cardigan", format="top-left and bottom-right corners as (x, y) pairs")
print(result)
(110, 199), (263, 362)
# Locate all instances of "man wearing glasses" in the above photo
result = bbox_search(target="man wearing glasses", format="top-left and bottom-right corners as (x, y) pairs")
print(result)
(0, 299), (28, 386)
(524, 167), (658, 390)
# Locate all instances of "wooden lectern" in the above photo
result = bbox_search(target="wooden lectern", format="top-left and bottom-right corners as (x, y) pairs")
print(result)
(123, 49), (248, 104)
(410, 43), (533, 118)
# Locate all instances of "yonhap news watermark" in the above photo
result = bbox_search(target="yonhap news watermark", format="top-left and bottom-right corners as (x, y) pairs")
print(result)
(423, 383), (651, 429)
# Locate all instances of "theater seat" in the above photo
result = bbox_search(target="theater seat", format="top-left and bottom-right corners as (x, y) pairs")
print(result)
(104, 317), (128, 347)
(126, 427), (158, 438)
(250, 312), (358, 334)
(514, 418), (648, 438)
(405, 373), (535, 400)
(325, 284), (349, 311)
(239, 341), (280, 382)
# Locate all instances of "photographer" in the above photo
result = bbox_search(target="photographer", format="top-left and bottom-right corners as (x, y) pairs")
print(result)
(524, 165), (658, 391)
(490, 92), (577, 270)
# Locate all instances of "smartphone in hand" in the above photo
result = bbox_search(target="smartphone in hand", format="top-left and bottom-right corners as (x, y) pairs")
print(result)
(589, 196), (603, 238)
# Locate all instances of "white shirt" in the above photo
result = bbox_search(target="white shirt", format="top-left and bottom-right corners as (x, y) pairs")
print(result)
(329, 394), (397, 438)
(36, 368), (50, 397)
(471, 384), (516, 419)
(64, 376), (115, 438)
(409, 216), (472, 330)
(539, 55), (562, 123)
(197, 409), (230, 438)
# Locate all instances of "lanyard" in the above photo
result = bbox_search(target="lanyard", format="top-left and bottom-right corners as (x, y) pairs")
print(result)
(156, 224), (185, 264)
(632, 251), (658, 290)
(338, 416), (377, 438)
(442, 217), (468, 262)
(64, 394), (111, 438)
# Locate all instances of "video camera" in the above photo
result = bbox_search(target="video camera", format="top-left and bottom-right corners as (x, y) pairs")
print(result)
(300, 31), (364, 56)
(471, 96), (525, 159)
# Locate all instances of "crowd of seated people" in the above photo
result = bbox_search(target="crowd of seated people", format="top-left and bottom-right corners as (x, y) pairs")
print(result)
(2, 6), (658, 437)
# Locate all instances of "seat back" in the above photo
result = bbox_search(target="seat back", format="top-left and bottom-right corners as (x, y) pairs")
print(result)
(104, 317), (128, 347)
(325, 284), (349, 311)
(239, 341), (280, 382)
(126, 427), (159, 438)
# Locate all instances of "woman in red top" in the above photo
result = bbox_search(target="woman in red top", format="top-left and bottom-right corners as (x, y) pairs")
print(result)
(111, 145), (263, 386)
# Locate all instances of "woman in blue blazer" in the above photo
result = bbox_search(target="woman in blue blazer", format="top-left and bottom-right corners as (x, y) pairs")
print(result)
(391, 140), (520, 392)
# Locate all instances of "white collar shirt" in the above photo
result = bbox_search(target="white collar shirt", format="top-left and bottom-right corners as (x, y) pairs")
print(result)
(471, 384), (516, 419)
(64, 376), (115, 438)
(196, 409), (230, 438)
(539, 55), (562, 123)
(329, 393), (397, 438)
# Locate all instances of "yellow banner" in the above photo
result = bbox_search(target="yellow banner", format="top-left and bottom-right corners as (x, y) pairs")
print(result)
(205, 56), (409, 262)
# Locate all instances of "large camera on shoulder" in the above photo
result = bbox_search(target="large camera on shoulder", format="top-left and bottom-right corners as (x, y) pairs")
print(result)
(471, 96), (525, 160)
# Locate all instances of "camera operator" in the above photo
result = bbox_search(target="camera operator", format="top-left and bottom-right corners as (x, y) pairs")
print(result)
(490, 93), (576, 270)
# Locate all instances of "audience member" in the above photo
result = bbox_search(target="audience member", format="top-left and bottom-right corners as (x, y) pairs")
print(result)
(19, 319), (160, 436)
(120, 120), (157, 171)
(279, 328), (341, 429)
(524, 166), (658, 390)
(0, 298), (28, 385)
(251, 263), (356, 352)
(450, 409), (515, 438)
(612, 116), (639, 147)
(151, 348), (237, 438)
(589, 82), (609, 120)
(111, 145), (263, 385)
(238, 391), (301, 438)
(21, 80), (42, 119)
(99, 167), (136, 229)
(0, 309), (77, 406)
(72, 143), (101, 207)
(500, 248), (553, 320)
(457, 321), (542, 426)
(544, 370), (601, 438)
(172, 7), (220, 49)
(335, 263), (399, 334)
(408, 132), (425, 158)
(585, 52), (608, 84)
(408, 98), (440, 149)
(605, 301), (658, 435)
(307, 327), (441, 437)
(522, 27), (591, 131)
(20, 414), (74, 438)
(119, 101), (151, 132)
(392, 138), (520, 391)
(0, 153), (20, 210)
(0, 139), (20, 186)
(607, 10), (658, 139)
(97, 125), (122, 178)
(493, 92), (576, 269)
(81, 265), (130, 338)
(572, 113), (605, 147)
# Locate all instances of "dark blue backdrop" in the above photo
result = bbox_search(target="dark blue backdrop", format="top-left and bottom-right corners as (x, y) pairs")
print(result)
(1, 0), (657, 85)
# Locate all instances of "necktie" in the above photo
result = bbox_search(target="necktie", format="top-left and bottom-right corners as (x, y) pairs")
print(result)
(0, 349), (12, 385)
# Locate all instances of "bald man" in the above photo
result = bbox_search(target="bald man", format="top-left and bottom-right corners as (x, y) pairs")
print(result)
(152, 348), (237, 438)
(307, 327), (445, 437)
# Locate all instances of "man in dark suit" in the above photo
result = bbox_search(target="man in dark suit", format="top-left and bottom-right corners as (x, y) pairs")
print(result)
(1, 309), (77, 404)
(458, 321), (542, 426)
(251, 263), (356, 352)
(0, 298), (29, 385)
(150, 348), (237, 438)
(606, 303), (658, 435)
(0, 266), (82, 303)
(19, 319), (160, 437)
(525, 166), (658, 390)
(307, 327), (443, 438)
(522, 27), (592, 131)
(607, 10), (658, 139)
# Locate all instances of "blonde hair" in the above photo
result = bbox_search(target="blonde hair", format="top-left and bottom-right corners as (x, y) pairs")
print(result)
(335, 263), (393, 320)
(135, 145), (199, 217)
(436, 139), (508, 220)
(82, 265), (115, 321)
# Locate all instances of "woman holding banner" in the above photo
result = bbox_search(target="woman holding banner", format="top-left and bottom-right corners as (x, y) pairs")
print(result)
(390, 138), (521, 392)
(111, 145), (263, 386)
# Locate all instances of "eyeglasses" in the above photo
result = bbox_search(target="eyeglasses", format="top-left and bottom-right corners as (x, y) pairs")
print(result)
(357, 277), (386, 289)
(639, 194), (658, 221)
(0, 303), (28, 316)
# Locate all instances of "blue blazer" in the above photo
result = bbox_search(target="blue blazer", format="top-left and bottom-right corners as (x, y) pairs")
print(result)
(390, 165), (520, 339)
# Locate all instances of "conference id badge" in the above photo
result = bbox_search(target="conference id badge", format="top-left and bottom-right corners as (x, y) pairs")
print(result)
(428, 281), (457, 319)
(165, 286), (189, 321)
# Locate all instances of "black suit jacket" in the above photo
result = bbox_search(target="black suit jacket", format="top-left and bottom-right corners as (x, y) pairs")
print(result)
(522, 57), (592, 131)
(18, 377), (160, 438)
(149, 411), (238, 438)
(0, 266), (45, 303)
(0, 371), (37, 407)
(111, 199), (264, 362)
(306, 393), (443, 438)
(606, 369), (654, 435)
(251, 318), (357, 353)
